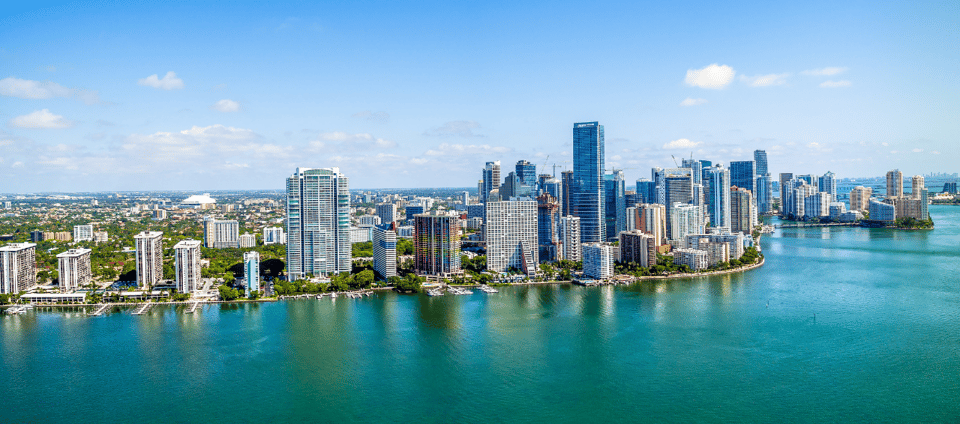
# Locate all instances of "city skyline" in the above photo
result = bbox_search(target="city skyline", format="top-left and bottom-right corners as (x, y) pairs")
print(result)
(1, 1), (958, 193)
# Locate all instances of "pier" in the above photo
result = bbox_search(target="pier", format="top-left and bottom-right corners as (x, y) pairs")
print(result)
(88, 303), (113, 316)
(185, 301), (202, 314)
(131, 303), (153, 315)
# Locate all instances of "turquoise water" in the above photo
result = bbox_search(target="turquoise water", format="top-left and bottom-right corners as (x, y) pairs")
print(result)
(3, 206), (960, 423)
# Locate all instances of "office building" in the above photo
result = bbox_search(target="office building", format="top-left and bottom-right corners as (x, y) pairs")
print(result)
(0, 243), (36, 294)
(516, 160), (537, 188)
(537, 194), (561, 262)
(414, 214), (461, 276)
(636, 179), (656, 204)
(754, 150), (768, 176)
(135, 231), (163, 287)
(572, 121), (605, 243)
(481, 161), (502, 203)
(652, 167), (667, 205)
(561, 170), (575, 216)
(559, 216), (582, 262)
(730, 161), (756, 193)
(704, 165), (731, 231)
(239, 233), (256, 248)
(373, 225), (397, 280)
(73, 225), (94, 242)
(582, 243), (614, 279)
(849, 186), (872, 212)
(203, 218), (240, 248)
(263, 227), (285, 245)
(886, 170), (903, 198)
(664, 170), (694, 237)
(730, 187), (754, 235)
(57, 248), (92, 292)
(243, 251), (260, 297)
(779, 173), (794, 213)
(604, 170), (626, 241)
(467, 204), (486, 219)
(486, 200), (538, 275)
(619, 230), (656, 268)
(376, 203), (398, 226)
(286, 167), (351, 279)
(173, 239), (202, 294)
(405, 205), (426, 220)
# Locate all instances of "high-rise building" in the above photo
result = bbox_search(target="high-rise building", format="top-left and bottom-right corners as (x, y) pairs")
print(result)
(561, 170), (575, 216)
(286, 167), (351, 279)
(911, 175), (925, 199)
(803, 192), (830, 219)
(516, 160), (537, 188)
(0, 243), (36, 294)
(372, 225), (397, 280)
(541, 176), (562, 207)
(57, 248), (92, 292)
(669, 203), (705, 242)
(619, 230), (656, 268)
(414, 214), (461, 276)
(572, 121), (605, 243)
(135, 231), (164, 287)
(673, 248), (708, 271)
(500, 171), (532, 199)
(243, 251), (260, 297)
(849, 186), (873, 212)
(603, 170), (626, 241)
(754, 150), (769, 176)
(486, 199), (538, 275)
(73, 225), (94, 242)
(537, 194), (561, 263)
(730, 188), (754, 235)
(634, 203), (667, 246)
(704, 165), (731, 231)
(263, 227), (285, 245)
(755, 174), (772, 214)
(481, 161), (502, 203)
(582, 243), (614, 279)
(173, 239), (201, 294)
(239, 233), (256, 248)
(886, 170), (903, 198)
(376, 203), (398, 226)
(779, 172), (794, 214)
(664, 170), (693, 237)
(730, 161), (756, 193)
(203, 218), (240, 248)
(636, 179), (656, 204)
(820, 171), (837, 200)
(870, 199), (896, 222)
(652, 167), (667, 205)
(559, 216), (581, 262)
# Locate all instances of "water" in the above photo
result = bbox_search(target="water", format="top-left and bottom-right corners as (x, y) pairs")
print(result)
(3, 207), (960, 423)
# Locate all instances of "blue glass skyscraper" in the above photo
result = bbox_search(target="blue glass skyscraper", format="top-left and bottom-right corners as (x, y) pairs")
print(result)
(603, 170), (625, 241)
(516, 160), (537, 188)
(572, 121), (604, 243)
(730, 161), (756, 192)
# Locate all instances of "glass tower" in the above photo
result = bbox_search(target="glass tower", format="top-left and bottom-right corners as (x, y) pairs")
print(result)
(730, 161), (756, 192)
(286, 167), (351, 279)
(572, 121), (604, 243)
(515, 160), (537, 188)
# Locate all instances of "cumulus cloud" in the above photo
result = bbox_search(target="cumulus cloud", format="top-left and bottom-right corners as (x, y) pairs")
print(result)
(684, 64), (735, 89)
(680, 97), (708, 106)
(309, 132), (397, 151)
(138, 71), (184, 90)
(663, 138), (702, 149)
(211, 99), (241, 112)
(0, 77), (103, 104)
(801, 67), (847, 76)
(820, 80), (851, 88)
(423, 120), (484, 137)
(9, 109), (73, 128)
(912, 148), (923, 153)
(352, 110), (390, 122)
(740, 73), (790, 87)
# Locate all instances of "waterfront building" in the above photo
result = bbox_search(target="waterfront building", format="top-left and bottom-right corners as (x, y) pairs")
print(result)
(0, 243), (36, 294)
(730, 187), (754, 235)
(572, 121), (605, 243)
(263, 227), (285, 245)
(373, 225), (397, 280)
(537, 194), (561, 262)
(376, 203), (398, 226)
(603, 170), (626, 241)
(779, 173), (794, 213)
(829, 202), (847, 220)
(243, 251), (260, 296)
(849, 186), (873, 212)
(619, 230), (656, 268)
(672, 248), (708, 271)
(173, 239), (202, 294)
(870, 199), (896, 222)
(286, 167), (351, 279)
(486, 199), (538, 275)
(481, 161), (502, 204)
(840, 210), (864, 222)
(56, 248), (92, 292)
(943, 182), (958, 194)
(561, 170), (574, 216)
(704, 165), (731, 231)
(911, 175), (925, 199)
(239, 233), (256, 248)
(516, 160), (537, 188)
(414, 214), (462, 276)
(73, 225), (94, 242)
(755, 174), (772, 214)
(683, 237), (730, 267)
(582, 243), (614, 279)
(803, 192), (831, 219)
(886, 169), (903, 198)
(664, 169), (694, 237)
(730, 161), (756, 193)
(203, 218), (240, 248)
(820, 171), (838, 200)
(634, 203), (667, 246)
(684, 231), (746, 260)
(669, 203), (705, 242)
(134, 231), (163, 287)
(559, 216), (582, 262)
(891, 192), (929, 221)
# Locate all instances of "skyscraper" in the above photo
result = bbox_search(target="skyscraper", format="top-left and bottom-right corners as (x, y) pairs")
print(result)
(57, 248), (91, 292)
(516, 160), (537, 188)
(849, 186), (873, 212)
(636, 178), (656, 204)
(603, 170), (625, 241)
(559, 216), (582, 261)
(911, 175), (925, 199)
(73, 225), (94, 242)
(373, 225), (397, 280)
(820, 171), (837, 200)
(203, 218), (240, 248)
(572, 121), (604, 243)
(174, 239), (202, 294)
(730, 161), (756, 193)
(582, 243), (614, 279)
(779, 173), (793, 215)
(376, 203), (397, 226)
(664, 170), (693, 237)
(886, 170), (903, 198)
(730, 187), (754, 235)
(0, 243), (36, 294)
(286, 167), (351, 279)
(704, 165), (731, 231)
(414, 214), (461, 276)
(561, 170), (574, 216)
(754, 150), (768, 176)
(537, 194), (561, 262)
(135, 231), (163, 287)
(243, 251), (260, 297)
(635, 203), (667, 246)
(486, 199), (538, 275)
(481, 161), (501, 203)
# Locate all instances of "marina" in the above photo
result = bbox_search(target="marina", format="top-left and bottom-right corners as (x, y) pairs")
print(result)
(185, 301), (202, 314)
(131, 303), (153, 315)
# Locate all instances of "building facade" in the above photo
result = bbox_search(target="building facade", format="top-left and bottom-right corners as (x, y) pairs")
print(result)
(174, 239), (202, 294)
(203, 218), (240, 248)
(559, 216), (582, 262)
(730, 187), (754, 235)
(582, 243), (614, 279)
(376, 203), (398, 226)
(572, 121), (605, 243)
(372, 225), (397, 280)
(286, 167), (351, 279)
(886, 170), (903, 198)
(263, 227), (285, 245)
(537, 194), (561, 262)
(619, 230), (656, 268)
(244, 251), (260, 297)
(239, 233), (256, 248)
(73, 225), (94, 242)
(57, 248), (92, 292)
(134, 231), (163, 287)
(0, 243), (36, 294)
(414, 214), (462, 276)
(486, 200), (538, 275)
(849, 186), (872, 212)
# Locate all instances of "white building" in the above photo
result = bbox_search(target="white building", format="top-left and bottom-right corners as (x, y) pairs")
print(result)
(174, 239), (202, 294)
(286, 167), (351, 279)
(672, 248), (708, 271)
(376, 203), (398, 225)
(669, 203), (705, 243)
(239, 233), (256, 248)
(358, 215), (381, 227)
(349, 227), (372, 243)
(181, 193), (216, 209)
(485, 199), (538, 275)
(263, 227), (285, 245)
(93, 231), (109, 244)
(559, 216), (582, 262)
(397, 225), (414, 238)
(582, 243), (614, 279)
(0, 243), (37, 294)
(57, 248), (92, 292)
(373, 226), (397, 280)
(73, 225), (94, 242)
(870, 199), (896, 222)
(684, 231), (746, 261)
(204, 218), (240, 248)
(135, 231), (164, 287)
(243, 251), (260, 296)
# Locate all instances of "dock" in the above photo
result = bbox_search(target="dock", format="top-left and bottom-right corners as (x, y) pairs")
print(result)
(88, 303), (112, 316)
(131, 303), (153, 315)
(185, 301), (202, 314)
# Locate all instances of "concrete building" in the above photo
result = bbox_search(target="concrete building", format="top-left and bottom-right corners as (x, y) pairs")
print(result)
(559, 216), (582, 262)
(684, 231), (746, 261)
(73, 225), (94, 242)
(173, 239), (202, 294)
(886, 169), (903, 198)
(134, 231), (163, 287)
(828, 202), (847, 220)
(849, 186), (873, 212)
(0, 243), (36, 294)
(911, 175), (925, 199)
(779, 173), (794, 213)
(582, 243), (614, 279)
(203, 218), (240, 248)
(634, 203), (667, 246)
(414, 214), (461, 277)
(239, 233), (256, 248)
(243, 251), (260, 297)
(619, 230), (656, 268)
(664, 170), (693, 237)
(376, 203), (398, 226)
(373, 225), (397, 280)
(286, 167), (351, 279)
(870, 199), (896, 222)
(730, 187), (754, 235)
(803, 192), (831, 219)
(358, 215), (381, 227)
(672, 248), (708, 271)
(669, 203), (705, 242)
(263, 227), (285, 245)
(486, 200), (538, 275)
(820, 171), (837, 200)
(603, 169), (626, 241)
(349, 227), (372, 243)
(57, 248), (92, 292)
(481, 161), (502, 204)
(93, 231), (109, 244)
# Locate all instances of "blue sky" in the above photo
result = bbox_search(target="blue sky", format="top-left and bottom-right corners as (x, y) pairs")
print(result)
(1, 0), (958, 192)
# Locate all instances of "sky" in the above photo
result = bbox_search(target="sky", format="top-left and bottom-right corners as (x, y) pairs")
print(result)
(1, 0), (958, 193)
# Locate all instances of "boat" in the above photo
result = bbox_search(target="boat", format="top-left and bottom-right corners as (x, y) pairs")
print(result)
(330, 292), (338, 299)
(426, 289), (444, 296)
(479, 285), (498, 293)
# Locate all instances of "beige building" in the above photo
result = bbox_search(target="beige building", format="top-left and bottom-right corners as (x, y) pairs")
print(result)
(135, 231), (164, 287)
(619, 230), (656, 268)
(886, 169), (903, 198)
(731, 187), (754, 235)
(633, 203), (666, 246)
(174, 239), (202, 294)
(849, 186), (873, 212)
(57, 248), (92, 292)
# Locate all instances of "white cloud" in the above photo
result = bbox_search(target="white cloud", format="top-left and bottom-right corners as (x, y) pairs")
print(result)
(9, 109), (73, 128)
(802, 67), (847, 76)
(0, 77), (103, 104)
(309, 132), (398, 151)
(423, 143), (511, 156)
(662, 138), (702, 149)
(912, 148), (923, 153)
(211, 99), (241, 112)
(138, 71), (184, 90)
(740, 73), (790, 87)
(684, 64), (735, 89)
(423, 120), (484, 137)
(820, 80), (851, 88)
(352, 110), (390, 122)
(680, 98), (708, 106)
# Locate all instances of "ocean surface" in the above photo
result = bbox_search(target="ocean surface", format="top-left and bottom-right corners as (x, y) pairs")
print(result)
(3, 206), (959, 423)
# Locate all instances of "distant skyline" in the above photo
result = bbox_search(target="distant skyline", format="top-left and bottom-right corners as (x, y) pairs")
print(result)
(1, 1), (958, 192)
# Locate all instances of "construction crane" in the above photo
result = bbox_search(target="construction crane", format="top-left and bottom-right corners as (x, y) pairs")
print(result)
(671, 155), (680, 168)
(539, 154), (550, 176)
